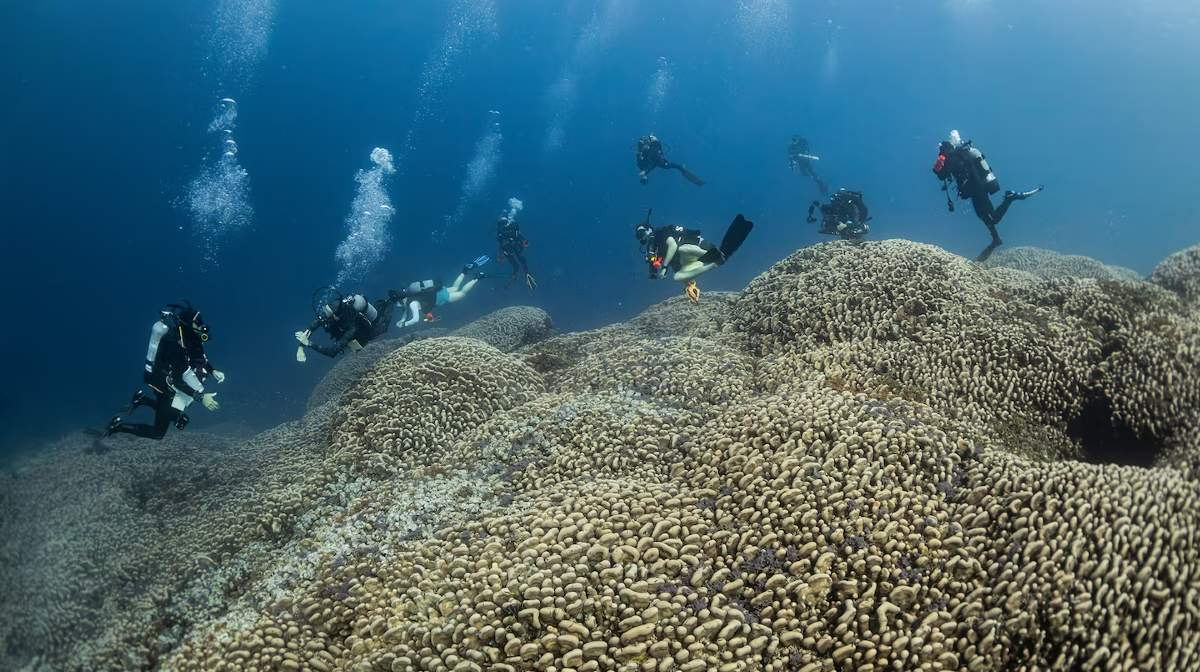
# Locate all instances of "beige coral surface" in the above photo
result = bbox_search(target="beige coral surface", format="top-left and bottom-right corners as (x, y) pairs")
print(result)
(3, 242), (1200, 672)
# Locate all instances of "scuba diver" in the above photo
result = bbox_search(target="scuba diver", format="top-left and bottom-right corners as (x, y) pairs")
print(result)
(787, 135), (829, 196)
(105, 301), (223, 440)
(497, 209), (536, 290)
(636, 134), (705, 187)
(933, 129), (1043, 262)
(295, 289), (394, 362)
(808, 188), (871, 240)
(635, 209), (754, 303)
(393, 256), (489, 328)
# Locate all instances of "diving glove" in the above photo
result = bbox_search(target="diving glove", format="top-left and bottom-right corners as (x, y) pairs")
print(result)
(212, 369), (226, 384)
(295, 330), (312, 346)
(296, 346), (307, 363)
(201, 393), (220, 412)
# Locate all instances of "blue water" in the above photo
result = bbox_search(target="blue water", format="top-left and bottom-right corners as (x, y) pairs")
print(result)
(2, 0), (1198, 453)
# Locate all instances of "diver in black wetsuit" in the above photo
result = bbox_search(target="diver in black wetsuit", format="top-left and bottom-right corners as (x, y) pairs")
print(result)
(635, 209), (754, 303)
(808, 189), (871, 240)
(497, 215), (536, 290)
(295, 291), (393, 362)
(933, 131), (1043, 262)
(636, 134), (705, 187)
(105, 302), (223, 440)
(788, 135), (829, 196)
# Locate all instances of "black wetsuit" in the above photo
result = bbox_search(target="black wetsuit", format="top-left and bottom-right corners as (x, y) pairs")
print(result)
(637, 136), (705, 186)
(934, 141), (1026, 261)
(641, 216), (754, 278)
(788, 137), (829, 196)
(497, 221), (531, 283)
(111, 321), (212, 440)
(306, 298), (391, 358)
(810, 191), (870, 240)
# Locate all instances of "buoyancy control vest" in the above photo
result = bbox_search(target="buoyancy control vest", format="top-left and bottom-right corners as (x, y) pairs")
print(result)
(934, 141), (999, 196)
(405, 279), (444, 309)
(962, 143), (999, 195)
(830, 190), (868, 222)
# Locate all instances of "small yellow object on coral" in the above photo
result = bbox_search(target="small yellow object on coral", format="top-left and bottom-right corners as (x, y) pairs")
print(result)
(685, 280), (700, 303)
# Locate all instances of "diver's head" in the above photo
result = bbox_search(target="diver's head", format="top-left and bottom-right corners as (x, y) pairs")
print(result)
(938, 140), (954, 155)
(168, 301), (208, 341)
(635, 222), (653, 244)
(948, 129), (962, 148)
(321, 303), (337, 320)
(182, 308), (209, 342)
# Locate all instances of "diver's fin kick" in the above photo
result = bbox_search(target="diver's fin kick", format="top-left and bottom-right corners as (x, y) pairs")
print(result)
(719, 214), (753, 260)
(674, 164), (706, 187)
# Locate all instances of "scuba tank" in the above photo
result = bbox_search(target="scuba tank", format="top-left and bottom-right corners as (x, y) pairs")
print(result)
(963, 142), (1000, 195)
(407, 279), (435, 294)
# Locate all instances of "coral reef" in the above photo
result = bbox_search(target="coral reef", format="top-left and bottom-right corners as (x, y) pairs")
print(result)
(452, 305), (555, 353)
(1151, 244), (1200, 310)
(985, 245), (1142, 282)
(306, 330), (445, 413)
(3, 242), (1200, 672)
(734, 241), (1200, 462)
(306, 306), (551, 412)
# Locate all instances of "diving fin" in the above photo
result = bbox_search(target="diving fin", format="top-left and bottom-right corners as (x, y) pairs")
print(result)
(676, 164), (706, 187)
(104, 415), (123, 438)
(463, 254), (491, 276)
(718, 214), (754, 262)
(1005, 185), (1044, 201)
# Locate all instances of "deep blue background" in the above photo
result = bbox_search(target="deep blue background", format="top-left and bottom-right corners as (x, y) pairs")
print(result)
(2, 0), (1198, 454)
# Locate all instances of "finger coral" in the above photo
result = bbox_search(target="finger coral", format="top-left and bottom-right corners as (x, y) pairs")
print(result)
(4, 242), (1199, 672)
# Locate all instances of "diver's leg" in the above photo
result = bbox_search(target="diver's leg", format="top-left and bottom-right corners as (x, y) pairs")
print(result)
(991, 196), (1015, 225)
(813, 174), (829, 197)
(108, 421), (159, 439)
(991, 186), (1042, 225)
(672, 245), (715, 280)
(110, 397), (175, 439)
(970, 193), (1002, 261)
(971, 193), (1002, 233)
(674, 261), (718, 281)
(444, 279), (479, 304)
(675, 244), (707, 265)
(976, 225), (1002, 262)
(449, 273), (466, 291)
(665, 161), (705, 187)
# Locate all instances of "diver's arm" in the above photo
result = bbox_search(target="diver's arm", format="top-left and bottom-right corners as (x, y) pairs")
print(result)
(311, 326), (356, 358)
(177, 367), (205, 398)
(806, 202), (819, 224)
(398, 301), (422, 328)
